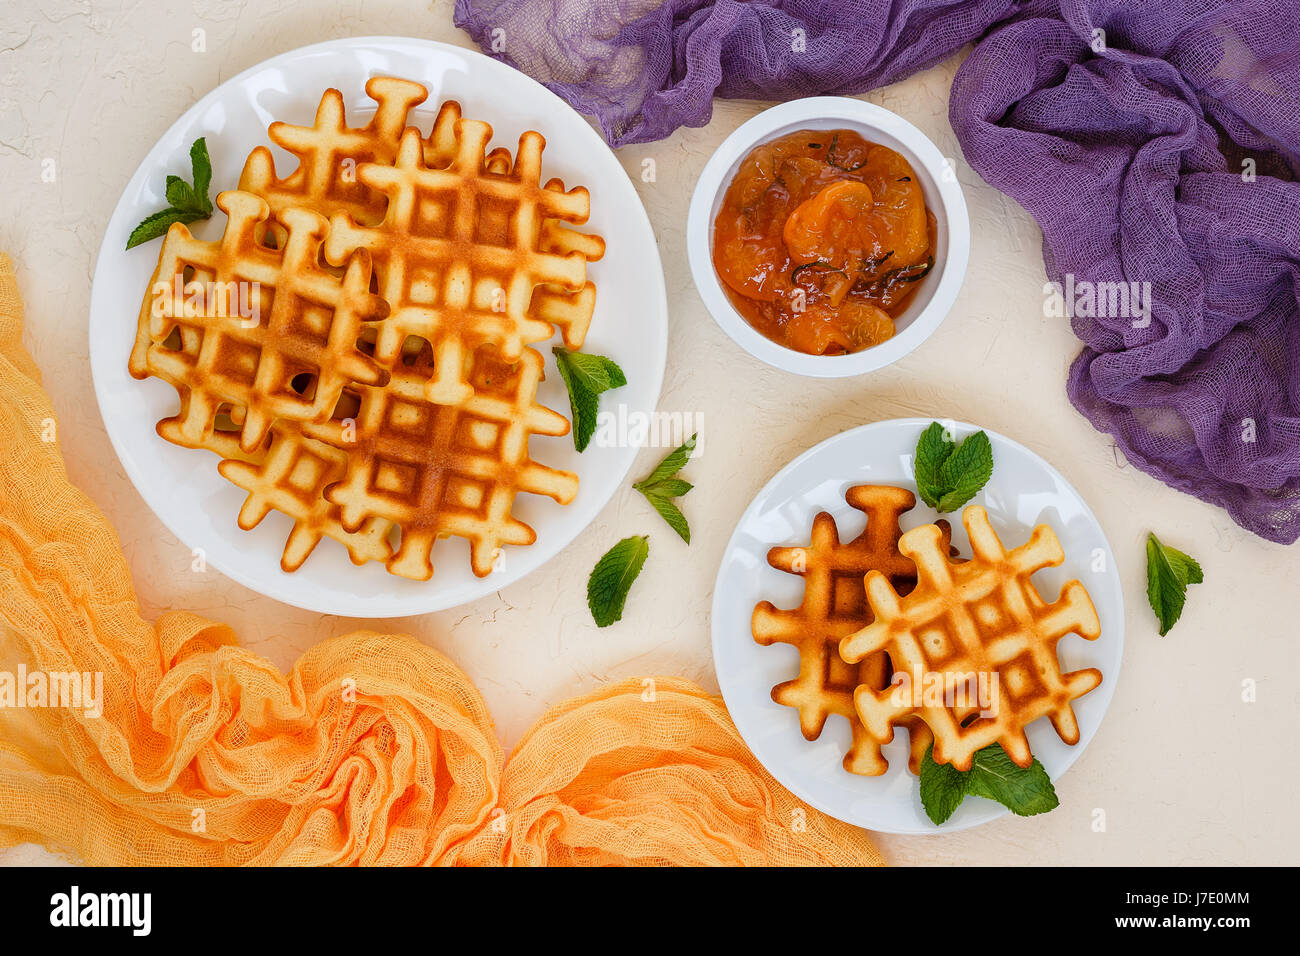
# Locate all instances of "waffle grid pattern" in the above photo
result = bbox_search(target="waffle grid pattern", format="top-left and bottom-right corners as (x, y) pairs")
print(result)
(131, 78), (603, 578)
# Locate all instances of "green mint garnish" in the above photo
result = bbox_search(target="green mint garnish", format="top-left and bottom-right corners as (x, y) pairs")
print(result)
(126, 137), (215, 250)
(919, 743), (1058, 825)
(553, 346), (626, 452)
(1145, 532), (1203, 636)
(586, 535), (649, 628)
(917, 746), (969, 825)
(632, 434), (697, 543)
(914, 421), (993, 512)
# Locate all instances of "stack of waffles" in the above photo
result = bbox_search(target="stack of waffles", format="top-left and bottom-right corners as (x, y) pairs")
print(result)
(752, 488), (1102, 777)
(129, 77), (605, 580)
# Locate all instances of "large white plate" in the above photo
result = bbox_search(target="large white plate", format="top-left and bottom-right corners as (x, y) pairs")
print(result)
(89, 37), (667, 616)
(711, 418), (1124, 834)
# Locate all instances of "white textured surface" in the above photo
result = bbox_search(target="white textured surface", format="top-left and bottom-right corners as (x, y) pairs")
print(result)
(1, 0), (1296, 866)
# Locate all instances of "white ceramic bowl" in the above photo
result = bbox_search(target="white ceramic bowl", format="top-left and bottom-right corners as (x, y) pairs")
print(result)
(687, 97), (970, 376)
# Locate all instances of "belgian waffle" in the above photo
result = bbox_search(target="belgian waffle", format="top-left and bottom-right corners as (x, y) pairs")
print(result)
(304, 343), (577, 580)
(840, 505), (1103, 771)
(751, 485), (944, 776)
(238, 76), (429, 229)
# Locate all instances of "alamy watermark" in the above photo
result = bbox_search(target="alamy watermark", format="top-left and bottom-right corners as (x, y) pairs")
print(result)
(49, 886), (150, 936)
(1044, 274), (1152, 327)
(151, 276), (261, 328)
(0, 665), (103, 718)
(591, 403), (703, 453)
(888, 669), (1000, 719)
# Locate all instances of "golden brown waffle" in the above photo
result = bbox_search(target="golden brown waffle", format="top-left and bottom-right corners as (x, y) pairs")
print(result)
(239, 76), (428, 228)
(302, 344), (577, 580)
(323, 122), (603, 404)
(840, 505), (1103, 772)
(130, 189), (389, 453)
(132, 82), (599, 579)
(138, 325), (265, 464)
(751, 485), (939, 776)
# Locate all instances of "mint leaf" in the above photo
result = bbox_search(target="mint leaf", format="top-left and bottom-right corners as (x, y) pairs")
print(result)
(646, 494), (690, 543)
(587, 535), (649, 627)
(633, 435), (697, 543)
(190, 137), (213, 212)
(919, 745), (968, 824)
(126, 137), (216, 250)
(165, 175), (200, 212)
(935, 430), (993, 512)
(646, 477), (692, 499)
(914, 422), (954, 509)
(913, 422), (993, 513)
(640, 434), (696, 485)
(919, 743), (1058, 824)
(965, 745), (1058, 816)
(553, 347), (626, 452)
(126, 207), (203, 250)
(1146, 532), (1203, 636)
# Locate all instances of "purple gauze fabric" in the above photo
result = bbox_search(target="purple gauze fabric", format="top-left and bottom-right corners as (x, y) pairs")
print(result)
(953, 0), (1300, 543)
(454, 0), (1022, 145)
(454, 0), (1300, 544)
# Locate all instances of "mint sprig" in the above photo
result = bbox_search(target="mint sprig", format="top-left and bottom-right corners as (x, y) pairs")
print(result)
(587, 535), (649, 627)
(553, 347), (626, 452)
(1145, 532), (1203, 636)
(914, 422), (993, 512)
(919, 743), (1058, 825)
(632, 434), (697, 543)
(127, 137), (215, 249)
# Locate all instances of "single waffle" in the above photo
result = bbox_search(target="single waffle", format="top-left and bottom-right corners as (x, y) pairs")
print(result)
(304, 343), (578, 580)
(238, 76), (429, 229)
(131, 189), (389, 453)
(751, 485), (941, 776)
(323, 120), (602, 404)
(840, 505), (1103, 772)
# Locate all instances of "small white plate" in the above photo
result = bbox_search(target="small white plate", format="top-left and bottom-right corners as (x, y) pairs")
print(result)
(89, 37), (667, 616)
(711, 418), (1123, 833)
(687, 97), (970, 377)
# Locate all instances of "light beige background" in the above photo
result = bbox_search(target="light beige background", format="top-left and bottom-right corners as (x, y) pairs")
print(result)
(1, 0), (1295, 866)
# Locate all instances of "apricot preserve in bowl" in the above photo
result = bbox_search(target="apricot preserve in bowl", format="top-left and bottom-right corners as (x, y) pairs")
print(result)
(688, 98), (969, 377)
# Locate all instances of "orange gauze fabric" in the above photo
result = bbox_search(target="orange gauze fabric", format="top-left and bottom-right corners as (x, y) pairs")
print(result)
(0, 254), (502, 865)
(453, 677), (884, 866)
(0, 254), (882, 866)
